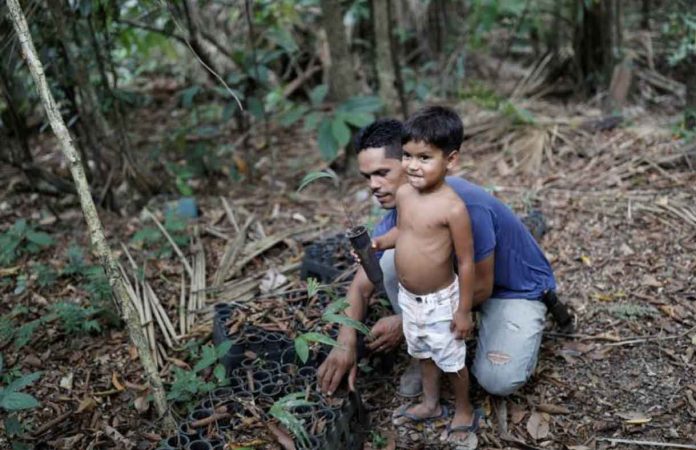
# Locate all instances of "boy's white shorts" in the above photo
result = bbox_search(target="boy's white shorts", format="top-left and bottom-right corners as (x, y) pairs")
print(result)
(398, 277), (466, 373)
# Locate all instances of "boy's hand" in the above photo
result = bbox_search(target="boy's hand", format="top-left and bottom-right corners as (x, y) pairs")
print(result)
(451, 310), (474, 340)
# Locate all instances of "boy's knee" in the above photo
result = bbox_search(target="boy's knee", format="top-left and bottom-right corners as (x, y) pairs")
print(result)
(473, 355), (526, 397)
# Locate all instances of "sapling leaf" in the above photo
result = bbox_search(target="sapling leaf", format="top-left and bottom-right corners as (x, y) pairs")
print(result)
(297, 170), (339, 192)
(300, 332), (339, 347)
(323, 313), (371, 336)
(324, 298), (349, 315)
(294, 336), (309, 363)
(306, 277), (320, 298)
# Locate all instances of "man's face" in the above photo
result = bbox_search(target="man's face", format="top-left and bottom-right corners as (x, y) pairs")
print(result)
(357, 147), (407, 209)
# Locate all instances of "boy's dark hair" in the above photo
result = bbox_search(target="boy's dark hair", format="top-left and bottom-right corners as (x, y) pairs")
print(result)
(402, 106), (464, 154)
(353, 118), (404, 160)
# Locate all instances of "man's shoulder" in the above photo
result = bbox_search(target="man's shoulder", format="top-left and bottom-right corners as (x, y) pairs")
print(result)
(445, 176), (494, 207)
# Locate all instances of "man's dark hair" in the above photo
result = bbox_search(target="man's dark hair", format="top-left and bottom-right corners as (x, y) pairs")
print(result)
(402, 106), (464, 154)
(353, 118), (404, 159)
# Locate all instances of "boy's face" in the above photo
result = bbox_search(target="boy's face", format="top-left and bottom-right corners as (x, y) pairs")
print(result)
(358, 147), (407, 209)
(402, 140), (457, 192)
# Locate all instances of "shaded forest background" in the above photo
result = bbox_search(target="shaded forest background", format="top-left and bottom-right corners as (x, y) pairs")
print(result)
(1, 0), (695, 449)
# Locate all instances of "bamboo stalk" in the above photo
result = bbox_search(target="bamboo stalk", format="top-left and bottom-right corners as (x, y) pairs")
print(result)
(140, 280), (159, 366)
(143, 208), (194, 278)
(145, 284), (173, 350)
(179, 273), (187, 335)
(220, 196), (240, 233)
(145, 282), (178, 345)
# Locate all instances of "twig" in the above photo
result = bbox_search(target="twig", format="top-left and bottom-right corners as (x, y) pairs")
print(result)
(604, 325), (696, 347)
(213, 215), (254, 286)
(143, 208), (193, 278)
(220, 196), (240, 233)
(596, 437), (696, 449)
(30, 410), (73, 436)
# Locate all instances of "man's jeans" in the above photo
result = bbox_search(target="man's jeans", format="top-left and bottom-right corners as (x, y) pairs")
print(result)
(379, 249), (547, 396)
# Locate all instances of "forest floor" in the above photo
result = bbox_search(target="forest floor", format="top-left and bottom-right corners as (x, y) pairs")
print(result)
(1, 92), (695, 450)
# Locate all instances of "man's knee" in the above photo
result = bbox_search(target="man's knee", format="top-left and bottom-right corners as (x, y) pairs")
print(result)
(472, 354), (528, 396)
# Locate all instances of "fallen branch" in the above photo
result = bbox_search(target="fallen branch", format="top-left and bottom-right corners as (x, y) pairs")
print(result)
(596, 437), (696, 449)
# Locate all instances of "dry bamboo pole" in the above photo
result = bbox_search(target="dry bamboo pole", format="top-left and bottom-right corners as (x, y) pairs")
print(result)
(145, 283), (178, 347)
(179, 273), (187, 335)
(143, 208), (194, 278)
(5, 0), (174, 428)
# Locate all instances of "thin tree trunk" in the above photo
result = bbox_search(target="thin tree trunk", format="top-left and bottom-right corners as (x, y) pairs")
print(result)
(5, 0), (175, 430)
(373, 0), (401, 116)
(319, 0), (358, 102)
(685, 54), (696, 130)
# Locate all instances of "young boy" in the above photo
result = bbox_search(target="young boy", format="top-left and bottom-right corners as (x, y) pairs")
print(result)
(373, 106), (481, 447)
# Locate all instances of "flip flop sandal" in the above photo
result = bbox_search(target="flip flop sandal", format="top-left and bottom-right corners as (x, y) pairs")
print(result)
(392, 404), (450, 426)
(440, 408), (484, 449)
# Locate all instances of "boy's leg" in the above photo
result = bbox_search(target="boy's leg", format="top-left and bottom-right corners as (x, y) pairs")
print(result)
(380, 249), (422, 397)
(393, 358), (444, 423)
(471, 298), (546, 396)
(446, 367), (477, 440)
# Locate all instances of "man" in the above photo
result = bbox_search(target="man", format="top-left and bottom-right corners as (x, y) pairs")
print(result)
(317, 118), (555, 399)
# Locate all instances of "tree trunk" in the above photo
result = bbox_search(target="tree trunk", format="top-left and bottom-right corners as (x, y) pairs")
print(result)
(685, 54), (696, 130)
(5, 0), (175, 430)
(574, 0), (622, 92)
(372, 0), (402, 117)
(641, 0), (651, 30)
(319, 0), (358, 102)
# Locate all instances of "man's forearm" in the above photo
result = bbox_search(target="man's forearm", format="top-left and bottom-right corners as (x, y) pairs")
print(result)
(338, 268), (373, 343)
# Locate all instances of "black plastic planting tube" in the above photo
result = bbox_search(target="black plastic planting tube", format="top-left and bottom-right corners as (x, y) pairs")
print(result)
(186, 440), (213, 450)
(345, 225), (383, 286)
(165, 432), (190, 448)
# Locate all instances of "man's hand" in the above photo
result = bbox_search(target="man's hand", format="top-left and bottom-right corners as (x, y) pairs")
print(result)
(317, 341), (358, 395)
(451, 310), (474, 340)
(366, 314), (403, 352)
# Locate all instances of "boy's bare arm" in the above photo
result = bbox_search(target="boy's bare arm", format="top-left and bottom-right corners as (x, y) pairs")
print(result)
(448, 200), (476, 339)
(372, 227), (398, 250)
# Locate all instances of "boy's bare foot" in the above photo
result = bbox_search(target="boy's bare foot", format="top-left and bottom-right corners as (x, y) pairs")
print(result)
(441, 408), (482, 449)
(392, 402), (448, 426)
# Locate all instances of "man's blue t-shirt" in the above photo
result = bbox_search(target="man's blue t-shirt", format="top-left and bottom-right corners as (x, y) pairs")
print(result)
(372, 176), (556, 300)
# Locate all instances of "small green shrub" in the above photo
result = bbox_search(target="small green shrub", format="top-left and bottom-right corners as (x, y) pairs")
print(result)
(0, 355), (41, 450)
(606, 303), (659, 321)
(0, 220), (53, 266)
(166, 341), (232, 408)
(49, 301), (101, 335)
(131, 212), (189, 258)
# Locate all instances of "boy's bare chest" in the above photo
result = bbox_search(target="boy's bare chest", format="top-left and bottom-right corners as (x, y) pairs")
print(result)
(398, 198), (448, 233)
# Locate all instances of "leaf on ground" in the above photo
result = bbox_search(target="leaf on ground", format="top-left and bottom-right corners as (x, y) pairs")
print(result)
(526, 412), (550, 440)
(111, 372), (125, 391)
(266, 422), (296, 450)
(537, 403), (571, 415)
(76, 396), (98, 414)
(134, 394), (150, 413)
(509, 402), (527, 424)
(616, 411), (651, 424)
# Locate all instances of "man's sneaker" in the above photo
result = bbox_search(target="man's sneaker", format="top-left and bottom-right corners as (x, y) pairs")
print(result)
(398, 358), (423, 397)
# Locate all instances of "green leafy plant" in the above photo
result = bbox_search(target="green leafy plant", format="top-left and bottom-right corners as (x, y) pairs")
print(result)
(269, 392), (315, 449)
(0, 219), (53, 266)
(131, 211), (189, 259)
(49, 301), (102, 335)
(606, 303), (659, 321)
(294, 279), (371, 364)
(370, 430), (389, 449)
(33, 263), (57, 289)
(1, 355), (41, 450)
(280, 87), (382, 161)
(166, 341), (232, 407)
(0, 356), (41, 412)
(61, 245), (119, 328)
